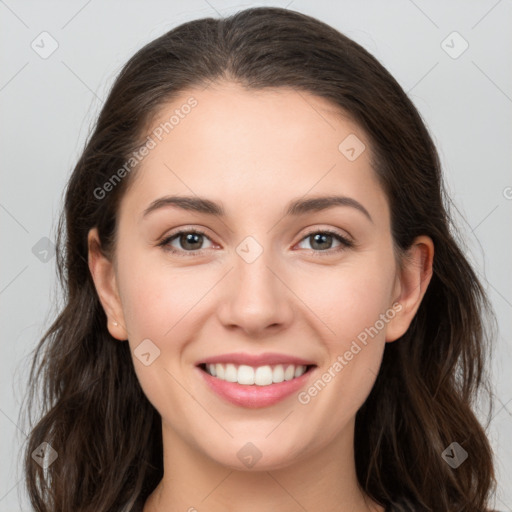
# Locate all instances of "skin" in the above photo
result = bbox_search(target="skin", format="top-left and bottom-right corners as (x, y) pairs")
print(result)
(88, 81), (433, 512)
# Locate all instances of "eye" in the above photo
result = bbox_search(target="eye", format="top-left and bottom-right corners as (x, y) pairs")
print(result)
(158, 227), (354, 258)
(296, 229), (353, 255)
(158, 229), (214, 256)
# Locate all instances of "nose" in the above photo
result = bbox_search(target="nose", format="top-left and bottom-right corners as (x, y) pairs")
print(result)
(216, 245), (294, 337)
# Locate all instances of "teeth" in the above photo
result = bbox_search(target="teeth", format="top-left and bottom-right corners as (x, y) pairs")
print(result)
(255, 366), (273, 386)
(238, 365), (255, 385)
(224, 363), (237, 382)
(273, 365), (284, 383)
(205, 363), (308, 386)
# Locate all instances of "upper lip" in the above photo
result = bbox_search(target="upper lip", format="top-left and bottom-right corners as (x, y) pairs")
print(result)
(197, 352), (317, 367)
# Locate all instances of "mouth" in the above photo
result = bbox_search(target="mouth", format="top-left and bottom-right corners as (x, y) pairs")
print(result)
(196, 361), (318, 408)
(194, 352), (319, 408)
(197, 362), (317, 386)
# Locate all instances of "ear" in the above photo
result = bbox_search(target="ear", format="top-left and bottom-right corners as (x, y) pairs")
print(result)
(386, 235), (434, 342)
(87, 227), (128, 341)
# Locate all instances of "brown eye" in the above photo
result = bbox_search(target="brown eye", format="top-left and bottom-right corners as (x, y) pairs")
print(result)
(159, 229), (214, 256)
(309, 233), (335, 251)
(297, 230), (353, 254)
(175, 232), (205, 251)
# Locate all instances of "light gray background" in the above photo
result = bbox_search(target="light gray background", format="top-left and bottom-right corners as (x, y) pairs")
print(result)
(1, 0), (511, 510)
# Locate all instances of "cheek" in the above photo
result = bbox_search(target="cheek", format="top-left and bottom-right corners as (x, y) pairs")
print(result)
(295, 265), (394, 419)
(116, 257), (206, 409)
(118, 252), (207, 342)
(293, 258), (396, 343)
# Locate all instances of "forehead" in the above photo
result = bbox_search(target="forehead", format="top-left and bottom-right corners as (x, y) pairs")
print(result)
(120, 82), (388, 224)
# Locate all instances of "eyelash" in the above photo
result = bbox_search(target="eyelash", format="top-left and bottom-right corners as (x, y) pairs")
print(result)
(158, 228), (354, 258)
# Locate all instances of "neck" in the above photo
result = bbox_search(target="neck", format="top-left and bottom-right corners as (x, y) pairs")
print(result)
(144, 418), (384, 512)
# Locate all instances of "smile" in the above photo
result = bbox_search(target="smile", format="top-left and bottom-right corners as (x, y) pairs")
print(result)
(200, 363), (313, 386)
(196, 363), (317, 408)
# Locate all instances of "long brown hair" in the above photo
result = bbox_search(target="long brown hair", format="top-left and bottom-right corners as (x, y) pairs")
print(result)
(21, 7), (498, 511)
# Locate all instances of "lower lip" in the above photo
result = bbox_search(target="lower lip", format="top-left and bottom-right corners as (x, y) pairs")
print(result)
(196, 366), (316, 408)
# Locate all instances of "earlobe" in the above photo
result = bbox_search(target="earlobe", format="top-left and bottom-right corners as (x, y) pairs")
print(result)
(87, 228), (128, 341)
(385, 235), (434, 342)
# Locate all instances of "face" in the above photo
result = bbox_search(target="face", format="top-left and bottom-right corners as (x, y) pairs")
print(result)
(89, 81), (431, 471)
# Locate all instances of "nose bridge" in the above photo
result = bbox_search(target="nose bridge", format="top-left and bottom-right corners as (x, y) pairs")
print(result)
(217, 234), (293, 334)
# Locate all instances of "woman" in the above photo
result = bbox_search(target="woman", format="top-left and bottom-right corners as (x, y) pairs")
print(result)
(22, 6), (499, 512)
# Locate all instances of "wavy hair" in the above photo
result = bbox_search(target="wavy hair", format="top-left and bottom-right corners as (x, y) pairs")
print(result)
(21, 6), (498, 511)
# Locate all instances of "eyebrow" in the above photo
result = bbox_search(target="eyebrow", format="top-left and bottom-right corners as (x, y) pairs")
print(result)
(142, 194), (373, 222)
